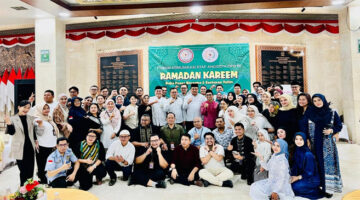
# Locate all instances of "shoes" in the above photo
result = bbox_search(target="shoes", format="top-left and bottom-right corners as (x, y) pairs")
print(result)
(222, 180), (233, 188)
(247, 178), (254, 185)
(94, 179), (103, 185)
(194, 180), (203, 187)
(108, 179), (116, 186)
(324, 193), (333, 198)
(240, 174), (247, 180)
(169, 179), (175, 185)
(202, 179), (210, 187)
(122, 176), (129, 181)
(155, 180), (166, 188)
(127, 175), (134, 186)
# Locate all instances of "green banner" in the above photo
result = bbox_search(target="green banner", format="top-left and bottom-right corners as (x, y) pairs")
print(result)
(149, 43), (250, 96)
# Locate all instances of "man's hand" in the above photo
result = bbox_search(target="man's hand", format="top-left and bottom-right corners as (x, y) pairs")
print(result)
(66, 173), (76, 182)
(87, 166), (95, 174)
(188, 173), (195, 182)
(171, 169), (178, 180)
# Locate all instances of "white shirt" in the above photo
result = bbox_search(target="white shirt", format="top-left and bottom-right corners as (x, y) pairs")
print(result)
(200, 144), (225, 169)
(106, 140), (135, 167)
(164, 97), (184, 123)
(123, 105), (138, 129)
(183, 94), (206, 121)
(149, 96), (167, 126)
(34, 119), (57, 148)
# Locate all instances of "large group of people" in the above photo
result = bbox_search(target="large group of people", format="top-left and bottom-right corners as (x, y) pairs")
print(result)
(4, 81), (343, 200)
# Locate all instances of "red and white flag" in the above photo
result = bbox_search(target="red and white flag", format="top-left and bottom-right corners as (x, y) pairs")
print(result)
(27, 67), (35, 79)
(0, 69), (9, 112)
(16, 68), (22, 80)
(7, 68), (16, 111)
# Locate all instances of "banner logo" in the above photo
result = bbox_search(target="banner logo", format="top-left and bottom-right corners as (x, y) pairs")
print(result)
(202, 47), (218, 63)
(178, 48), (194, 63)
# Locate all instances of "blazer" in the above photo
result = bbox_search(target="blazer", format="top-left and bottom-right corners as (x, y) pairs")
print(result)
(5, 114), (36, 160)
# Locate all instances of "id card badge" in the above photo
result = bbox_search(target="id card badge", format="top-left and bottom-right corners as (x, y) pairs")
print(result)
(170, 142), (175, 150)
(149, 161), (154, 169)
(66, 155), (70, 164)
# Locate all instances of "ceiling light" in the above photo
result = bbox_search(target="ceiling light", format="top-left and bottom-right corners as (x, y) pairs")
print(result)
(10, 6), (28, 11)
(331, 0), (345, 5)
(190, 5), (202, 15)
(59, 12), (70, 18)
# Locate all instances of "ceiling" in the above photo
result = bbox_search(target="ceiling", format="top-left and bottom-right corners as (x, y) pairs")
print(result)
(0, 0), (354, 31)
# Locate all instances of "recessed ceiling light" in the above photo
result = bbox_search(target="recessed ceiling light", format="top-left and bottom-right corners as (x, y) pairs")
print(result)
(10, 6), (28, 11)
(59, 12), (70, 17)
(190, 5), (202, 15)
(332, 0), (345, 5)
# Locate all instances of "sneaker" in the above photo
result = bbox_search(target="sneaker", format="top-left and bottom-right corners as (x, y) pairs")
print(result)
(155, 180), (166, 188)
(202, 179), (210, 187)
(169, 179), (175, 185)
(194, 180), (203, 187)
(247, 178), (254, 185)
(108, 179), (116, 186)
(222, 180), (233, 188)
(324, 193), (333, 198)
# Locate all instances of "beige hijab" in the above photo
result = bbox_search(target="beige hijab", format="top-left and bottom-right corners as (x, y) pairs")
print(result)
(34, 103), (60, 137)
(279, 94), (296, 111)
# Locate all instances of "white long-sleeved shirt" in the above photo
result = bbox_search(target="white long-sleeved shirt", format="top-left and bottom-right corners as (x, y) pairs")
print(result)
(163, 97), (184, 123)
(149, 96), (167, 126)
(183, 94), (206, 121)
(106, 140), (135, 167)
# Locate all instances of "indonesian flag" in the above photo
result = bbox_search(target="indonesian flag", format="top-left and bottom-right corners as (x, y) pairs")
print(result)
(23, 67), (29, 79)
(7, 68), (16, 107)
(0, 69), (9, 112)
(27, 67), (35, 79)
(16, 68), (22, 80)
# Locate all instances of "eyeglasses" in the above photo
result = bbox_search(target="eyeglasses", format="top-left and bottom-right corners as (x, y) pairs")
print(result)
(120, 136), (129, 138)
(247, 110), (255, 112)
(58, 144), (68, 147)
(87, 135), (96, 138)
(150, 139), (159, 143)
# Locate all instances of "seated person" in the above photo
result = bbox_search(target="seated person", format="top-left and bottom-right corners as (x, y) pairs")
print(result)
(212, 117), (234, 163)
(130, 134), (168, 188)
(131, 114), (153, 148)
(45, 137), (80, 188)
(250, 139), (295, 200)
(160, 112), (185, 162)
(291, 132), (323, 199)
(188, 117), (211, 148)
(169, 134), (202, 186)
(73, 131), (107, 190)
(105, 130), (135, 186)
(227, 122), (256, 185)
(199, 132), (234, 188)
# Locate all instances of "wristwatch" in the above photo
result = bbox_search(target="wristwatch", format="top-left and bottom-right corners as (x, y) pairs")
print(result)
(298, 175), (302, 180)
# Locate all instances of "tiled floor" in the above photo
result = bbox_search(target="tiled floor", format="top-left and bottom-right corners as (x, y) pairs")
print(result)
(0, 143), (359, 200)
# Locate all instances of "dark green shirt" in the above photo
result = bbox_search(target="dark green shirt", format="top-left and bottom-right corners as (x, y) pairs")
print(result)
(160, 124), (185, 148)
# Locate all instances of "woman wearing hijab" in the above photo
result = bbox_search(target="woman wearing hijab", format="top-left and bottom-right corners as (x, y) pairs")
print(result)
(245, 105), (274, 140)
(82, 103), (103, 137)
(274, 94), (298, 145)
(250, 139), (294, 200)
(224, 105), (250, 134)
(235, 95), (247, 115)
(68, 97), (86, 149)
(138, 95), (152, 125)
(5, 100), (37, 186)
(291, 132), (323, 199)
(262, 101), (280, 129)
(73, 131), (106, 190)
(261, 92), (273, 111)
(300, 94), (343, 198)
(115, 95), (126, 111)
(33, 103), (60, 184)
(100, 99), (121, 149)
(53, 93), (73, 138)
(246, 94), (263, 113)
(252, 129), (272, 182)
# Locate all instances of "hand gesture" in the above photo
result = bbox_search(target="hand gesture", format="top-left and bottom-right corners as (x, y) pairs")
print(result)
(227, 144), (233, 151)
(188, 173), (195, 182)
(252, 140), (257, 149)
(145, 106), (151, 111)
(156, 147), (162, 154)
(162, 144), (168, 151)
(142, 142), (149, 148)
(270, 192), (279, 200)
(229, 119), (235, 126)
(36, 119), (43, 126)
(67, 124), (73, 133)
(66, 173), (76, 182)
(194, 133), (200, 140)
(153, 100), (159, 104)
(171, 169), (178, 180)
(322, 128), (333, 135)
(111, 133), (116, 139)
(28, 92), (35, 103)
(86, 158), (94, 165)
(251, 121), (256, 126)
(118, 155), (125, 163)
(146, 147), (153, 155)
(61, 160), (71, 171)
(4, 115), (11, 125)
(204, 146), (209, 152)
(170, 99), (175, 104)
(212, 145), (217, 152)
(187, 98), (192, 104)
(111, 90), (118, 96)
(87, 166), (95, 174)
(204, 103), (209, 108)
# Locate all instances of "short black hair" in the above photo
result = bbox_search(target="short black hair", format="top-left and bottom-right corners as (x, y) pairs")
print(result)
(275, 84), (283, 90)
(96, 95), (105, 100)
(84, 96), (93, 100)
(234, 83), (241, 88)
(100, 86), (108, 91)
(204, 132), (215, 139)
(181, 133), (191, 140)
(253, 82), (261, 86)
(234, 122), (244, 129)
(291, 81), (301, 86)
(170, 87), (177, 92)
(44, 90), (54, 96)
(166, 112), (176, 118)
(57, 137), (68, 144)
(141, 114), (151, 119)
(69, 86), (79, 93)
(155, 86), (162, 90)
(150, 134), (160, 140)
(18, 100), (31, 107)
(216, 84), (223, 88)
(216, 116), (224, 122)
(205, 89), (213, 94)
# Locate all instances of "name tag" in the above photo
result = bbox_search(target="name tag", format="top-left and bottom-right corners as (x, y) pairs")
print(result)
(170, 143), (175, 150)
(149, 161), (154, 169)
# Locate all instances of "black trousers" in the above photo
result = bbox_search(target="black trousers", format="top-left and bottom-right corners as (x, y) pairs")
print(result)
(230, 158), (255, 181)
(169, 169), (200, 186)
(78, 164), (107, 190)
(17, 155), (35, 186)
(185, 121), (194, 132)
(105, 160), (132, 180)
(132, 168), (166, 186)
(49, 168), (77, 188)
(36, 146), (54, 183)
